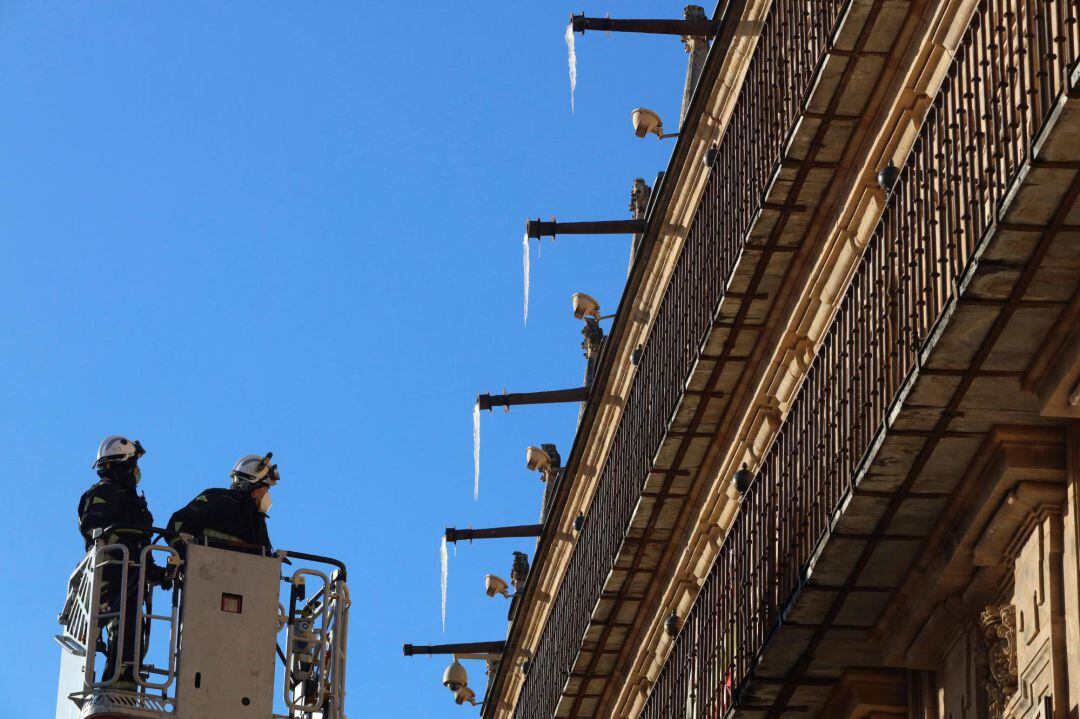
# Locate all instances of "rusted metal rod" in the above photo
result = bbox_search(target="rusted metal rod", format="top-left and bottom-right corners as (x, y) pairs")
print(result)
(477, 387), (589, 411)
(402, 641), (506, 657)
(570, 13), (715, 37)
(526, 218), (646, 239)
(445, 525), (544, 544)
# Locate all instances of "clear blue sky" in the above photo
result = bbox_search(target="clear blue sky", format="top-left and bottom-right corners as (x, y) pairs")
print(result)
(0, 2), (692, 715)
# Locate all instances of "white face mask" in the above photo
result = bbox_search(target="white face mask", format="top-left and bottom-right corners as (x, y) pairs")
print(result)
(257, 490), (272, 514)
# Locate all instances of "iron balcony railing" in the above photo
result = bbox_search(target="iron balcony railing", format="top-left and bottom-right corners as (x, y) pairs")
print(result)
(640, 0), (1080, 716)
(512, 1), (851, 716)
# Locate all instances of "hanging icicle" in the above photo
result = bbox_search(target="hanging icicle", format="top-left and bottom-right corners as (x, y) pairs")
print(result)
(565, 24), (577, 113)
(473, 402), (481, 501)
(523, 233), (531, 325)
(440, 535), (449, 633)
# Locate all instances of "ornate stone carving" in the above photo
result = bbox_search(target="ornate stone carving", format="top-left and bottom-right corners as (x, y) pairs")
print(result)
(581, 317), (604, 388)
(680, 5), (709, 121)
(681, 5), (708, 51)
(581, 317), (604, 358)
(629, 178), (652, 219)
(980, 603), (1017, 718)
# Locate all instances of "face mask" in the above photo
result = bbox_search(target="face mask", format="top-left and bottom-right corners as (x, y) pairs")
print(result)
(257, 490), (272, 514)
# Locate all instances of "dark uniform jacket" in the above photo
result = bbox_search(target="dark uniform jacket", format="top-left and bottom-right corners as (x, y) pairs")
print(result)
(167, 488), (271, 552)
(77, 479), (154, 551)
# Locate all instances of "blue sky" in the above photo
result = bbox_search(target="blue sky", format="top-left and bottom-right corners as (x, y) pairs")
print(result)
(0, 2), (692, 714)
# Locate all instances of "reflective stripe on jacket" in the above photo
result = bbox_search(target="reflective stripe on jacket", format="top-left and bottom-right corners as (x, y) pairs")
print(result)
(77, 479), (153, 551)
(167, 487), (271, 552)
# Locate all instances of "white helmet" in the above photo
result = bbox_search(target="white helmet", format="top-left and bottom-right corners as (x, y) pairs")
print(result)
(93, 435), (145, 468)
(229, 452), (280, 489)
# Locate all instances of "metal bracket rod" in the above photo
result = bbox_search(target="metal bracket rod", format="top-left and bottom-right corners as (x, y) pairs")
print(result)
(477, 387), (589, 411)
(445, 525), (544, 543)
(402, 641), (506, 657)
(570, 13), (716, 36)
(526, 218), (646, 239)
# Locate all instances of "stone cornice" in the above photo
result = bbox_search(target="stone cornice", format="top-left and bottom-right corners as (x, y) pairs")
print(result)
(482, 1), (768, 714)
(875, 425), (1069, 668)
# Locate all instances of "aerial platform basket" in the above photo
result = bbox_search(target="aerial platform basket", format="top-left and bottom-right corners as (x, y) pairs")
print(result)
(55, 526), (350, 719)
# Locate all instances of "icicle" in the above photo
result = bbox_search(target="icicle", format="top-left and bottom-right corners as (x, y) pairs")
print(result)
(565, 24), (577, 113)
(473, 402), (481, 501)
(440, 536), (449, 633)
(523, 234), (530, 326)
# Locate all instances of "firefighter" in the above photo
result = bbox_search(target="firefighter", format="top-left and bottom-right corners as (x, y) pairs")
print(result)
(168, 452), (278, 554)
(77, 435), (153, 688)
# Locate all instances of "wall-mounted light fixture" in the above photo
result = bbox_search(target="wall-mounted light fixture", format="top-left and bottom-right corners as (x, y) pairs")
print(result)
(733, 462), (754, 494)
(403, 642), (505, 708)
(526, 444), (562, 482)
(572, 292), (617, 321)
(704, 142), (719, 168)
(664, 611), (681, 638)
(877, 160), (899, 193)
(485, 574), (511, 599)
(632, 107), (679, 140)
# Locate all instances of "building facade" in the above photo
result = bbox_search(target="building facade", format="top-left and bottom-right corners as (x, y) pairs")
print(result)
(429, 1), (1080, 717)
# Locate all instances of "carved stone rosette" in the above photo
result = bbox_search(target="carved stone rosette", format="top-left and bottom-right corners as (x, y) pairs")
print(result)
(980, 603), (1017, 718)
